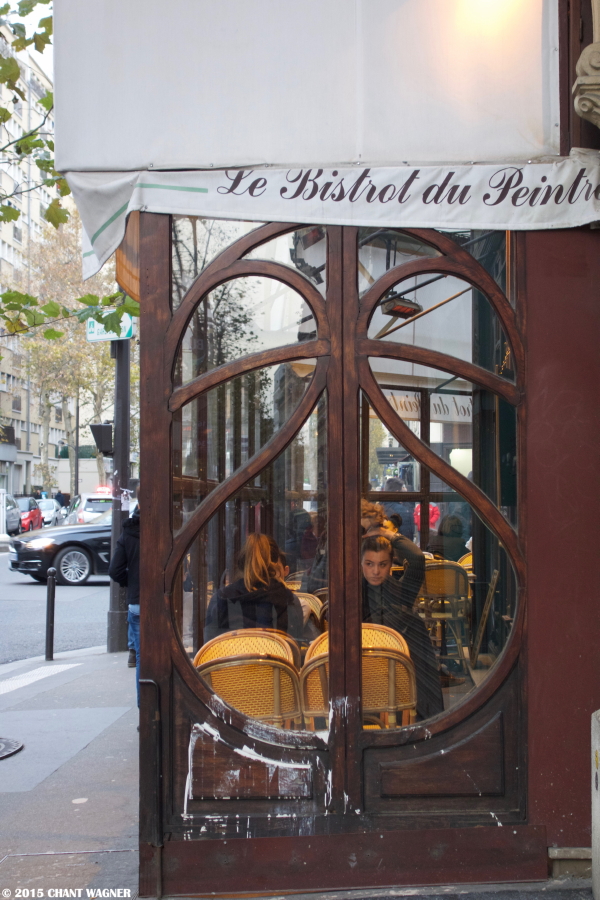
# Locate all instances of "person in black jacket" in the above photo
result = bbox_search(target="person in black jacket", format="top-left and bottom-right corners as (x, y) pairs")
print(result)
(204, 533), (304, 643)
(361, 534), (444, 720)
(108, 506), (140, 705)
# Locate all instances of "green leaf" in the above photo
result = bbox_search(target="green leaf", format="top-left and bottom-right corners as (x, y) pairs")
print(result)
(0, 4), (10, 14)
(0, 204), (20, 222)
(0, 105), (11, 123)
(38, 15), (52, 34)
(40, 300), (60, 317)
(0, 56), (21, 84)
(100, 311), (122, 334)
(43, 198), (69, 228)
(43, 327), (64, 340)
(121, 295), (140, 316)
(11, 23), (26, 38)
(23, 308), (46, 327)
(0, 289), (38, 307)
(45, 138), (54, 151)
(61, 306), (70, 317)
(57, 177), (70, 197)
(77, 293), (101, 307)
(75, 307), (97, 323)
(33, 30), (51, 53)
(39, 89), (53, 112)
(5, 317), (27, 333)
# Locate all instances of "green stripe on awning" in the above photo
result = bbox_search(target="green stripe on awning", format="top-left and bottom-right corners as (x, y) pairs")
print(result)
(90, 202), (129, 245)
(137, 183), (208, 193)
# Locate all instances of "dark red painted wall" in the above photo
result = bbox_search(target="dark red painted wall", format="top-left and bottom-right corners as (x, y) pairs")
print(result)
(526, 228), (600, 846)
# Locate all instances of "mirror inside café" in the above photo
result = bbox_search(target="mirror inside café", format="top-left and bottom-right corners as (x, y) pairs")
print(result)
(360, 403), (517, 726)
(173, 387), (329, 733)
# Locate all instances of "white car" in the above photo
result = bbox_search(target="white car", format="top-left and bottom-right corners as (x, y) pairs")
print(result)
(66, 491), (113, 525)
(37, 498), (63, 527)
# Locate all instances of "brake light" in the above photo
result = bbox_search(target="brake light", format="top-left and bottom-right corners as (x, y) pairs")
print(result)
(77, 512), (85, 523)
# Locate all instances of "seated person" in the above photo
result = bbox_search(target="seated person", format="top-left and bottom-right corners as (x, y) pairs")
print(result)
(204, 533), (304, 643)
(361, 535), (444, 720)
(381, 477), (415, 541)
(361, 499), (425, 609)
(427, 515), (469, 562)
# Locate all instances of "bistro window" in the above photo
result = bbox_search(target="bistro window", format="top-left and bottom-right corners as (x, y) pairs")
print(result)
(170, 221), (521, 733)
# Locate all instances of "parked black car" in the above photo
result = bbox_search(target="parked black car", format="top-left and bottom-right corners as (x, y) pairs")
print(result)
(8, 510), (112, 585)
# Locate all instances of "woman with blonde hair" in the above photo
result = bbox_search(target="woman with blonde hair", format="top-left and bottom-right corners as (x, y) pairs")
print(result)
(204, 533), (304, 642)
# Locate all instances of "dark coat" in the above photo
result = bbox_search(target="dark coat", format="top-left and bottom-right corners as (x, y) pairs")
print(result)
(108, 511), (140, 604)
(362, 575), (444, 720)
(427, 533), (469, 562)
(381, 499), (415, 540)
(204, 577), (304, 643)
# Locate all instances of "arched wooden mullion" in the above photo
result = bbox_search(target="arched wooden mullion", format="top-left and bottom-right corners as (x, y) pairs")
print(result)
(357, 257), (523, 379)
(360, 339), (520, 406)
(165, 355), (329, 589)
(359, 358), (524, 581)
(169, 338), (330, 412)
(167, 246), (328, 366)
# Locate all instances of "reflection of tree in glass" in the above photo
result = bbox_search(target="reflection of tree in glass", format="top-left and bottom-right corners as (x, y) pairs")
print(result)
(172, 217), (257, 308)
(207, 280), (259, 369)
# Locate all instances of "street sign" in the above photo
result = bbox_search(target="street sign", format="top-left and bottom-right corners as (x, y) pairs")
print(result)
(86, 312), (134, 343)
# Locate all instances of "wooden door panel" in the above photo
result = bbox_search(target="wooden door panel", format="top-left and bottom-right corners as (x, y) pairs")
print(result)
(363, 664), (524, 818)
(160, 824), (547, 895)
(379, 713), (504, 798)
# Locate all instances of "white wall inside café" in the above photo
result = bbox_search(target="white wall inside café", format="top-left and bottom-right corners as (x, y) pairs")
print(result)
(54, 0), (560, 172)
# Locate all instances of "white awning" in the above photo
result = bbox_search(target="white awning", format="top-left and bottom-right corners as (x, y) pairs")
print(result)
(72, 154), (600, 278)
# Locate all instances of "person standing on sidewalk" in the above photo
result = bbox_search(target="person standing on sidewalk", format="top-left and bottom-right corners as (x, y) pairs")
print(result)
(108, 506), (141, 705)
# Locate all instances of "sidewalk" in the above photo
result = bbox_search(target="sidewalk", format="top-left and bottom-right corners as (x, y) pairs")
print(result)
(0, 648), (593, 900)
(0, 646), (139, 896)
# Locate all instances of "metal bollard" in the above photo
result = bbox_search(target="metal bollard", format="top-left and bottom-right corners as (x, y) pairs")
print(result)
(45, 567), (57, 661)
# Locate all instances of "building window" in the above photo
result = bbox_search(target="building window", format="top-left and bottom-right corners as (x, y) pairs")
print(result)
(15, 437), (21, 450)
(54, 407), (62, 423)
(11, 392), (21, 412)
(13, 225), (22, 244)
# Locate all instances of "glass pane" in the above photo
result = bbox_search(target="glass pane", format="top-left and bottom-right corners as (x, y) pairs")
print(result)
(171, 217), (262, 309)
(173, 396), (328, 732)
(245, 226), (326, 296)
(173, 361), (316, 534)
(441, 229), (507, 297)
(367, 273), (514, 379)
(358, 228), (441, 296)
(175, 276), (317, 385)
(367, 359), (517, 527)
(360, 480), (517, 726)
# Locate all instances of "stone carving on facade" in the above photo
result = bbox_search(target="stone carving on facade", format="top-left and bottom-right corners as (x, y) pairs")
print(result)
(573, 0), (600, 129)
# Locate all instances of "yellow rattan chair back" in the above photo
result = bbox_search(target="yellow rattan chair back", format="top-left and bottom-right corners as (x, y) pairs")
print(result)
(299, 654), (329, 730)
(193, 629), (295, 668)
(421, 561), (469, 599)
(295, 592), (323, 620)
(361, 623), (410, 656)
(362, 648), (417, 728)
(259, 628), (302, 668)
(458, 552), (473, 570)
(305, 623), (410, 663)
(305, 631), (329, 662)
(195, 654), (302, 729)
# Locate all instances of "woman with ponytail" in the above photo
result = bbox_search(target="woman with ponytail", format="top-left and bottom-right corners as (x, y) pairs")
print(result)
(204, 533), (304, 642)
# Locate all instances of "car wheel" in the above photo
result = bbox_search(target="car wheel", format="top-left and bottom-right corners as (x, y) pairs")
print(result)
(54, 547), (92, 586)
(30, 574), (47, 583)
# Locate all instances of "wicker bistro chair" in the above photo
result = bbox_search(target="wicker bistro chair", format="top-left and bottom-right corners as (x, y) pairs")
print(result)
(362, 649), (417, 727)
(299, 654), (329, 730)
(304, 623), (410, 663)
(300, 645), (417, 730)
(195, 654), (303, 729)
(295, 592), (323, 620)
(417, 561), (470, 673)
(193, 629), (296, 668)
(458, 552), (473, 571)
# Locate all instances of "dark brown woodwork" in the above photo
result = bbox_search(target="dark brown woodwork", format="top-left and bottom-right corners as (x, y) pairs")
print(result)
(138, 218), (533, 895)
(190, 725), (313, 800)
(161, 824), (547, 896)
(165, 356), (328, 587)
(362, 339), (520, 407)
(378, 713), (504, 798)
(360, 361), (524, 584)
(169, 338), (329, 411)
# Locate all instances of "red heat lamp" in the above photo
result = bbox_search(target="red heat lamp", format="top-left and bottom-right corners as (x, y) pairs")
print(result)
(381, 292), (423, 319)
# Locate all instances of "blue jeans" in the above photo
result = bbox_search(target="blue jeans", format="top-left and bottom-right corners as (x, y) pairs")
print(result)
(128, 605), (140, 707)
